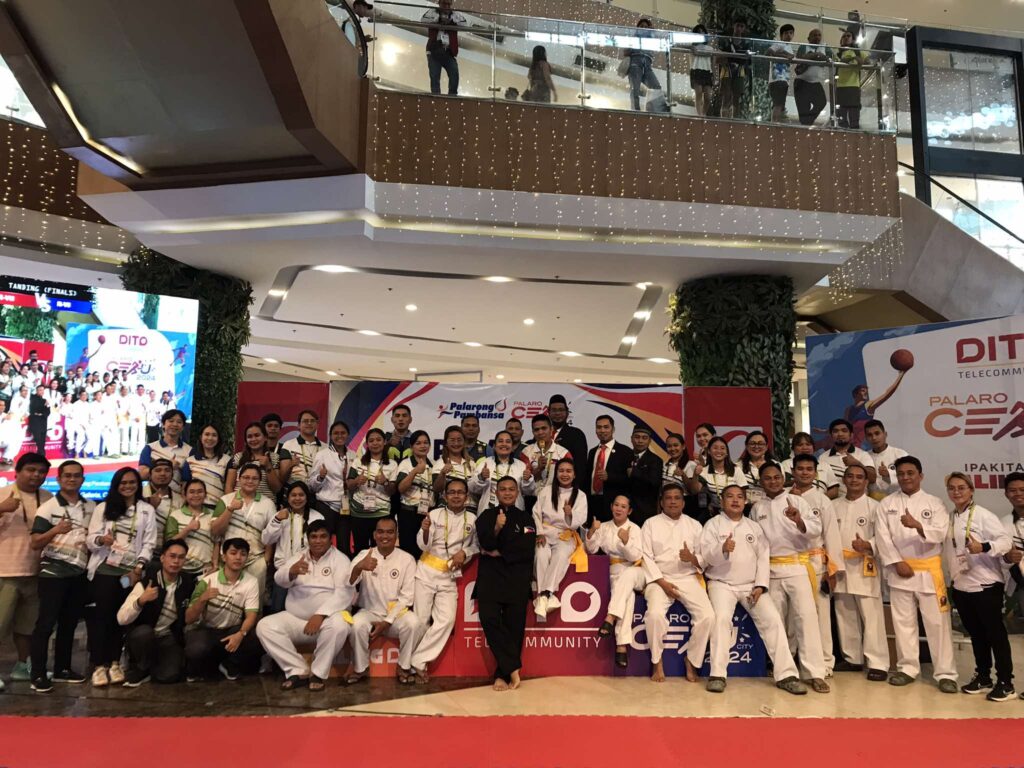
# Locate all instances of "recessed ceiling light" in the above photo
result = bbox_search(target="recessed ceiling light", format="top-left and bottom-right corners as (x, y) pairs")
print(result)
(483, 276), (514, 283)
(495, 374), (505, 379)
(621, 336), (637, 345)
(573, 378), (583, 383)
(405, 304), (418, 311)
(325, 370), (338, 376)
(409, 367), (418, 372)
(358, 329), (380, 336)
(657, 382), (665, 386)
(560, 351), (581, 357)
(648, 357), (671, 364)
(263, 357), (278, 363)
(636, 282), (651, 289)
(522, 318), (535, 326)
(633, 310), (651, 320)
(268, 289), (287, 298)
(313, 265), (355, 273)
(465, 341), (482, 347)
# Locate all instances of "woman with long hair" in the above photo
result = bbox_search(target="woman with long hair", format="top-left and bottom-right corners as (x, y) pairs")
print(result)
(738, 430), (773, 505)
(85, 467), (157, 687)
(264, 480), (324, 612)
(432, 426), (478, 510)
(347, 428), (397, 552)
(186, 424), (231, 510)
(525, 45), (557, 103)
(662, 431), (697, 489)
(308, 420), (358, 557)
(164, 478), (217, 576)
(533, 458), (588, 618)
(225, 422), (282, 497)
(396, 430), (434, 558)
(470, 430), (535, 511)
(699, 436), (746, 509)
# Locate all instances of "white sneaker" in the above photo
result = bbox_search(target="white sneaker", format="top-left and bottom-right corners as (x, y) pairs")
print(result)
(546, 595), (561, 612)
(91, 666), (110, 688)
(108, 662), (125, 685)
(533, 595), (548, 619)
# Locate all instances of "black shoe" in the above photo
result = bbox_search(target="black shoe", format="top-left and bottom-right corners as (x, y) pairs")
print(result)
(833, 659), (864, 673)
(866, 668), (888, 682)
(30, 677), (53, 693)
(123, 671), (150, 688)
(986, 680), (1016, 702)
(52, 668), (86, 684)
(960, 674), (994, 695)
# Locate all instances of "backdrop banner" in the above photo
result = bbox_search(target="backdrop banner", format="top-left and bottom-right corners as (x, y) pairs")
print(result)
(235, 382), (330, 450)
(806, 315), (1024, 508)
(682, 386), (775, 455)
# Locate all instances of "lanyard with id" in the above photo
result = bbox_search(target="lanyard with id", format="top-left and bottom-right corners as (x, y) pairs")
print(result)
(952, 503), (977, 579)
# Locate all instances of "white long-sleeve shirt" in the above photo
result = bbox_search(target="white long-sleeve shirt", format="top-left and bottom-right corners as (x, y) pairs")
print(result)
(351, 547), (416, 623)
(533, 486), (587, 545)
(520, 442), (570, 491)
(874, 489), (948, 594)
(700, 512), (770, 592)
(750, 493), (821, 580)
(869, 445), (907, 497)
(833, 494), (883, 598)
(263, 509), (325, 569)
(117, 571), (181, 635)
(274, 547), (354, 619)
(948, 503), (1011, 593)
(584, 519), (643, 569)
(86, 501), (158, 580)
(641, 512), (703, 583)
(1001, 512), (1024, 595)
(307, 446), (356, 510)
(469, 456), (536, 510)
(791, 486), (845, 577)
(416, 506), (478, 573)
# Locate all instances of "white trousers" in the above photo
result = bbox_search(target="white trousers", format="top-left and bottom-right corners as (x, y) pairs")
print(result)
(643, 575), (713, 666)
(889, 588), (957, 682)
(411, 579), (457, 670)
(101, 423), (118, 456)
(708, 581), (798, 681)
(119, 423), (131, 454)
(69, 423), (87, 454)
(351, 609), (424, 673)
(129, 422), (145, 454)
(535, 537), (575, 595)
(608, 566), (646, 647)
(834, 592), (890, 671)
(771, 575), (826, 680)
(255, 611), (350, 679)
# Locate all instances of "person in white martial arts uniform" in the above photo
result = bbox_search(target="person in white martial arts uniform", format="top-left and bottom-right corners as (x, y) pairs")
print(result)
(470, 430), (535, 511)
(410, 478), (478, 682)
(873, 456), (958, 692)
(97, 385), (119, 457)
(210, 464), (277, 608)
(347, 517), (424, 685)
(751, 462), (830, 693)
(700, 484), (807, 695)
(115, 385), (132, 456)
(864, 419), (907, 500)
(66, 390), (91, 458)
(256, 520), (354, 692)
(788, 453), (845, 677)
(831, 464), (890, 680)
(533, 458), (588, 618)
(0, 399), (24, 464)
(589, 494), (644, 667)
(641, 484), (714, 683)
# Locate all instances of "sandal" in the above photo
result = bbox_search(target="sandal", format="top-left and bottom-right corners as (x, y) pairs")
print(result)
(345, 671), (367, 685)
(280, 675), (309, 691)
(598, 621), (614, 638)
(615, 650), (629, 668)
(308, 676), (326, 692)
(414, 668), (430, 685)
(397, 667), (416, 685)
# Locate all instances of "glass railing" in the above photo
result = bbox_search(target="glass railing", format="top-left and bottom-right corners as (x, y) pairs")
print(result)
(361, 1), (897, 133)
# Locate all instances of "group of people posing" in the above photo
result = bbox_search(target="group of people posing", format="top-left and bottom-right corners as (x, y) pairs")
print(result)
(1, 395), (1022, 702)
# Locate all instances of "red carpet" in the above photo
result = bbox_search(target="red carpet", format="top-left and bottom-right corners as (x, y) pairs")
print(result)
(1, 716), (1022, 766)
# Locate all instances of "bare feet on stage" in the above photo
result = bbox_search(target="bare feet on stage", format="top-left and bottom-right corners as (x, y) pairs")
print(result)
(509, 670), (522, 690)
(493, 678), (509, 692)
(684, 657), (699, 683)
(651, 661), (665, 683)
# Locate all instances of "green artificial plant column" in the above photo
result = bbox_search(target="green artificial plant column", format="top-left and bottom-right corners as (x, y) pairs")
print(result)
(699, 0), (778, 120)
(668, 275), (795, 454)
(121, 247), (253, 447)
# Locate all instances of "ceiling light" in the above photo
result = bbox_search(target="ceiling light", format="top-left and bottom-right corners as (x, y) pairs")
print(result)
(405, 304), (418, 311)
(636, 282), (651, 289)
(573, 378), (582, 383)
(409, 367), (418, 372)
(358, 329), (380, 336)
(263, 357), (278, 363)
(560, 351), (581, 357)
(483, 276), (514, 283)
(648, 357), (671, 364)
(523, 318), (535, 326)
(496, 374), (505, 379)
(268, 289), (287, 298)
(325, 370), (338, 376)
(621, 336), (637, 345)
(657, 382), (665, 386)
(465, 341), (482, 347)
(633, 310), (651, 320)
(313, 264), (355, 273)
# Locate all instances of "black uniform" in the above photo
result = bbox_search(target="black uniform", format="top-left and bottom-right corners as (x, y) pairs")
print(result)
(28, 393), (49, 454)
(474, 503), (536, 683)
(628, 450), (664, 526)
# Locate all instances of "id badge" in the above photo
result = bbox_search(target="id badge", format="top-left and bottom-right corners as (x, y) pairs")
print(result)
(106, 541), (130, 568)
(417, 486), (430, 515)
(954, 552), (970, 578)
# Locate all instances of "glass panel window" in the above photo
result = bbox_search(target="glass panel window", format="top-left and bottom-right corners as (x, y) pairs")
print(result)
(932, 175), (1024, 270)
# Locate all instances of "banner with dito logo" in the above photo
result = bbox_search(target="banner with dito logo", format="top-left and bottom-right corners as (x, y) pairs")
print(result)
(806, 315), (1024, 508)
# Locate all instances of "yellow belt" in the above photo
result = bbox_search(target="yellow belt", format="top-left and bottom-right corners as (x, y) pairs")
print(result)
(842, 548), (877, 577)
(419, 551), (450, 572)
(609, 556), (642, 567)
(557, 528), (589, 574)
(805, 546), (839, 577)
(904, 556), (950, 613)
(770, 553), (817, 594)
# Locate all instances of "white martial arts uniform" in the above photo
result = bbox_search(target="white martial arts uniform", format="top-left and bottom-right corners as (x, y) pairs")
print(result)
(257, 547), (354, 680)
(520, 442), (571, 494)
(84, 399), (103, 457)
(869, 444), (907, 498)
(533, 487), (588, 596)
(469, 456), (536, 510)
(115, 392), (132, 454)
(874, 489), (956, 682)
(128, 395), (147, 454)
(640, 512), (714, 667)
(751, 492), (827, 680)
(411, 506), (478, 670)
(350, 547), (424, 673)
(1001, 513), (1024, 604)
(67, 398), (91, 456)
(832, 494), (889, 671)
(0, 411), (23, 459)
(98, 396), (118, 456)
(584, 519), (644, 647)
(700, 511), (799, 681)
(789, 486), (845, 676)
(264, 509), (326, 569)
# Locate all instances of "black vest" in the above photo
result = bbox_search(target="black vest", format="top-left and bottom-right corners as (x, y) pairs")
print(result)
(133, 562), (197, 643)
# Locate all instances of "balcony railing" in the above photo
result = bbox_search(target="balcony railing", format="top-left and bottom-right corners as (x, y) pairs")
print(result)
(354, 1), (898, 134)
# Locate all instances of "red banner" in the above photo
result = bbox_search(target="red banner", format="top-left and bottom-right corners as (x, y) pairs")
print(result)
(234, 382), (329, 450)
(682, 386), (773, 455)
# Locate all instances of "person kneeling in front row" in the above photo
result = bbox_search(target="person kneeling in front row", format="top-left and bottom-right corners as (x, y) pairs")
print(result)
(257, 520), (354, 691)
(117, 539), (198, 686)
(183, 538), (262, 681)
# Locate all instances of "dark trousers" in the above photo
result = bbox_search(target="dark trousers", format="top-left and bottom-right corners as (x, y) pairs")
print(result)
(87, 574), (130, 667)
(146, 426), (160, 444)
(30, 575), (88, 675)
(124, 625), (184, 682)
(29, 419), (47, 454)
(396, 507), (423, 559)
(794, 80), (827, 125)
(318, 502), (352, 558)
(951, 583), (1013, 683)
(478, 598), (528, 683)
(427, 50), (459, 95)
(184, 625), (261, 678)
(351, 516), (383, 555)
